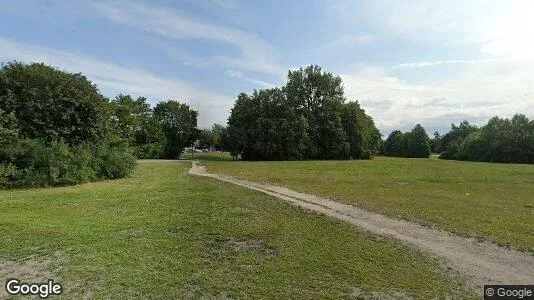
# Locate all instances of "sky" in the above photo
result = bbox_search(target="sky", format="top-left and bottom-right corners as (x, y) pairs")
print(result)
(1, 0), (533, 135)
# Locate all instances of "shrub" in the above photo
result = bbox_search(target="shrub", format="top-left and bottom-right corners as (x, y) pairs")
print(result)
(92, 145), (137, 179)
(0, 138), (135, 188)
(0, 61), (138, 188)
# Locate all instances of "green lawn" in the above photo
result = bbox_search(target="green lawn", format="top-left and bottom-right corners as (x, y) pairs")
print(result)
(203, 157), (534, 252)
(0, 161), (475, 298)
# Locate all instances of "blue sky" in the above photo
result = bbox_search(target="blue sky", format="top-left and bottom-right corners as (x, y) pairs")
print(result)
(1, 0), (533, 135)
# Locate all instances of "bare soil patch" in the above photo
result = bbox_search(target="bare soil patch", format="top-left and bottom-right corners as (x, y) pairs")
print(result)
(0, 252), (64, 300)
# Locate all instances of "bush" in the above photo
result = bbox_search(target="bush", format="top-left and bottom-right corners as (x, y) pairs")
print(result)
(0, 138), (135, 188)
(92, 145), (137, 179)
(0, 61), (138, 188)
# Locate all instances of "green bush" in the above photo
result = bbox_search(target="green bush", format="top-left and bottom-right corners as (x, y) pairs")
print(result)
(0, 138), (136, 188)
(0, 61), (138, 188)
(92, 145), (137, 179)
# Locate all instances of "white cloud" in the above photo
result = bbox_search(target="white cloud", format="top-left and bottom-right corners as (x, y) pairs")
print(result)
(0, 37), (234, 128)
(331, 0), (534, 61)
(225, 69), (276, 88)
(95, 1), (285, 75)
(391, 59), (512, 69)
(341, 63), (534, 135)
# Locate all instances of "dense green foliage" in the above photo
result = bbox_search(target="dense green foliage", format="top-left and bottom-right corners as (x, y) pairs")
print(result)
(429, 131), (441, 153)
(0, 62), (110, 144)
(227, 65), (382, 160)
(437, 121), (478, 158)
(153, 100), (199, 159)
(438, 115), (534, 163)
(228, 89), (308, 160)
(197, 123), (226, 151)
(109, 95), (199, 160)
(0, 62), (137, 188)
(109, 94), (165, 159)
(383, 124), (431, 158)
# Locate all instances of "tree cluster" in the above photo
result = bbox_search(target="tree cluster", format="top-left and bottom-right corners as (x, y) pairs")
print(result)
(197, 124), (226, 151)
(383, 124), (432, 158)
(226, 65), (382, 160)
(0, 62), (199, 188)
(109, 95), (199, 159)
(437, 115), (534, 163)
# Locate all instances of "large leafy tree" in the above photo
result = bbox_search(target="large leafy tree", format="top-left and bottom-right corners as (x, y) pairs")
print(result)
(226, 65), (382, 161)
(429, 131), (441, 153)
(285, 65), (349, 159)
(110, 94), (151, 143)
(154, 100), (199, 159)
(227, 89), (308, 160)
(341, 101), (382, 159)
(133, 114), (165, 159)
(384, 125), (431, 158)
(110, 94), (165, 158)
(0, 62), (110, 145)
(406, 124), (431, 158)
(210, 123), (226, 151)
(384, 130), (405, 157)
(437, 121), (478, 154)
(0, 62), (136, 188)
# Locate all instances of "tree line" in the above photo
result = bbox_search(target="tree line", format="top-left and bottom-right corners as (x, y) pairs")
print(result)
(381, 115), (533, 164)
(0, 62), (199, 188)
(383, 124), (432, 158)
(2, 61), (531, 189)
(224, 65), (382, 160)
(434, 115), (534, 163)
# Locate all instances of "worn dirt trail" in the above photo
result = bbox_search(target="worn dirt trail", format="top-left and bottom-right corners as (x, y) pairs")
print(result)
(188, 161), (533, 291)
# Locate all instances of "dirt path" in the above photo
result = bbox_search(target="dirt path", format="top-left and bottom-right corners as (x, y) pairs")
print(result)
(189, 161), (533, 292)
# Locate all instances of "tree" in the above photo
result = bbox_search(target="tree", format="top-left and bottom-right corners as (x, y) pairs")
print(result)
(438, 115), (533, 163)
(0, 62), (110, 145)
(134, 115), (165, 159)
(429, 131), (441, 153)
(0, 108), (18, 145)
(197, 129), (214, 149)
(285, 65), (349, 159)
(154, 100), (199, 159)
(384, 130), (405, 157)
(211, 123), (226, 151)
(341, 101), (382, 159)
(406, 124), (431, 158)
(0, 61), (136, 187)
(383, 125), (431, 158)
(109, 94), (166, 158)
(110, 94), (151, 143)
(226, 65), (382, 161)
(437, 121), (477, 154)
(227, 88), (308, 160)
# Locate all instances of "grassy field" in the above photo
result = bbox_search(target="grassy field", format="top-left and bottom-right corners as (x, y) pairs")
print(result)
(0, 161), (476, 298)
(203, 157), (534, 252)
